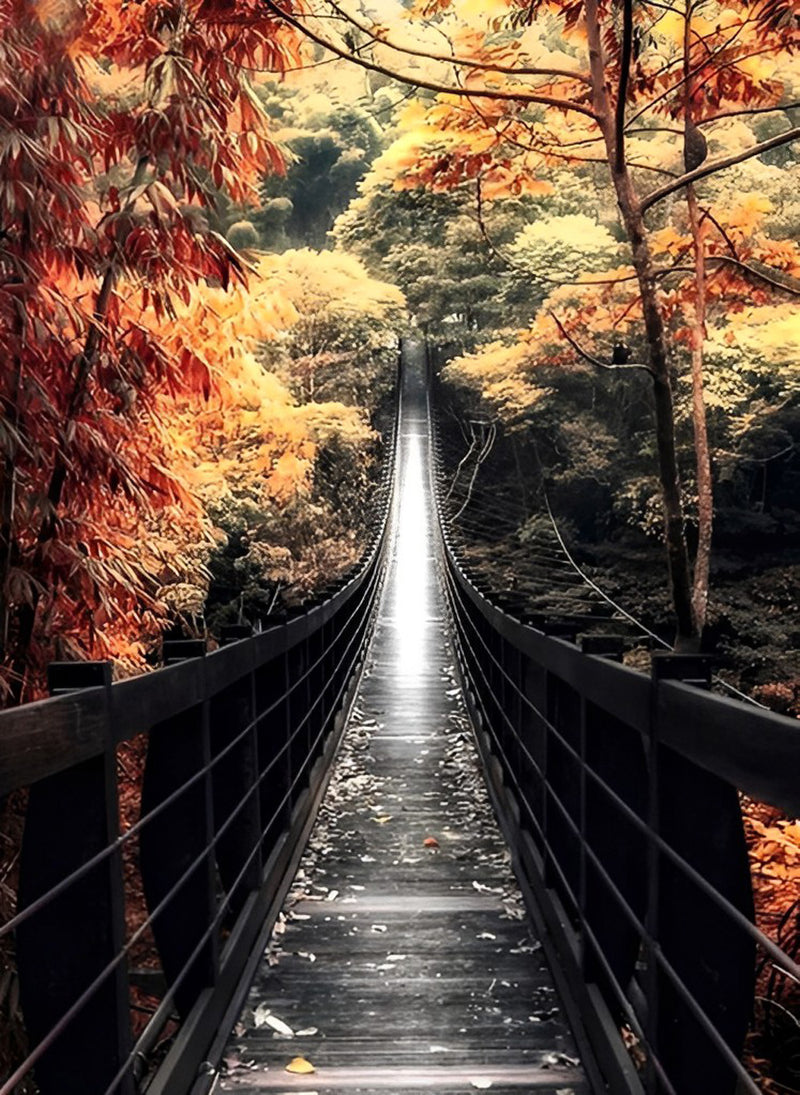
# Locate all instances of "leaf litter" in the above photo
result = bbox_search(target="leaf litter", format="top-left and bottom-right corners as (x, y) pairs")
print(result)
(221, 650), (571, 1079)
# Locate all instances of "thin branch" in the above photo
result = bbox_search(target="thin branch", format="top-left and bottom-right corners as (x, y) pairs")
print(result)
(706, 255), (800, 296)
(716, 443), (797, 465)
(615, 0), (634, 173)
(699, 100), (800, 125)
(320, 0), (592, 84)
(547, 310), (656, 377)
(641, 125), (800, 211)
(261, 0), (599, 118)
(624, 18), (755, 130)
(700, 207), (738, 257)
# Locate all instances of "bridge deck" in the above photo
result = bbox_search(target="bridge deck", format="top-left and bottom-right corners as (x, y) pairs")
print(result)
(214, 352), (587, 1094)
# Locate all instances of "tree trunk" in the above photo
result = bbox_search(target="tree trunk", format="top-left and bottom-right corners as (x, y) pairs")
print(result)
(686, 186), (713, 634)
(584, 0), (698, 650)
(683, 3), (713, 637)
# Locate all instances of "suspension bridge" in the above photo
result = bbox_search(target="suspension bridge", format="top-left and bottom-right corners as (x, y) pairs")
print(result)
(0, 343), (797, 1095)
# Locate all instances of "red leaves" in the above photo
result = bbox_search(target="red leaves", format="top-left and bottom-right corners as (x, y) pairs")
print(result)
(0, 0), (301, 697)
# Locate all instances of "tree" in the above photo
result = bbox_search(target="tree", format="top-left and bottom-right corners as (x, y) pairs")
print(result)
(334, 174), (539, 344)
(253, 85), (385, 249)
(0, 0), (303, 699)
(270, 0), (800, 648)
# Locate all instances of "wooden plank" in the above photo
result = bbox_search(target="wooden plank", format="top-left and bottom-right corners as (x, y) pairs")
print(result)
(220, 1065), (586, 1091)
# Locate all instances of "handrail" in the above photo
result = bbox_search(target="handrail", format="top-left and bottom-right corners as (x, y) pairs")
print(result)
(443, 541), (800, 818)
(0, 352), (401, 1095)
(429, 367), (799, 1095)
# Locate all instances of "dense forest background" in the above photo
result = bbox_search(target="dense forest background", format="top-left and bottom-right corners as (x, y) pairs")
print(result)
(210, 24), (799, 716)
(0, 0), (796, 709)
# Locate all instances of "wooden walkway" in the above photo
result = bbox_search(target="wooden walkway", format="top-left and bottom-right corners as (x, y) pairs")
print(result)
(215, 351), (587, 1094)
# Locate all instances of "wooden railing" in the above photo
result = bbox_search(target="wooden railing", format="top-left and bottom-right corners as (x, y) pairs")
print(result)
(431, 379), (800, 1095)
(0, 410), (396, 1095)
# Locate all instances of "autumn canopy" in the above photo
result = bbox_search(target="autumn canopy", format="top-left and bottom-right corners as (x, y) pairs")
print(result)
(0, 0), (798, 701)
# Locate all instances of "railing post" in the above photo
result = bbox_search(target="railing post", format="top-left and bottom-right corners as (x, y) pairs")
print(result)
(139, 639), (219, 1019)
(649, 653), (755, 1094)
(517, 657), (546, 852)
(580, 689), (648, 1025)
(16, 661), (134, 1095)
(254, 647), (292, 860)
(210, 627), (261, 919)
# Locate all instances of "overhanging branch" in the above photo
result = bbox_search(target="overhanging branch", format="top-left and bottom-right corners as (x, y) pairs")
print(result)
(261, 0), (598, 119)
(548, 311), (656, 377)
(320, 0), (592, 84)
(641, 125), (800, 212)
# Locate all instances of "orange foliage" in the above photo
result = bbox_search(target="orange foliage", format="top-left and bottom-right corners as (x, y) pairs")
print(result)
(0, 0), (305, 699)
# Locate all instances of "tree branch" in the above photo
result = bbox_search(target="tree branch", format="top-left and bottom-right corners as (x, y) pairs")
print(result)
(260, 0), (599, 118)
(319, 0), (592, 84)
(615, 0), (633, 173)
(547, 310), (656, 376)
(699, 100), (800, 125)
(641, 125), (800, 212)
(706, 255), (800, 296)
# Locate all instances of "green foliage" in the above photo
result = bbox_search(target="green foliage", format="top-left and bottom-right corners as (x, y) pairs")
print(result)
(509, 214), (621, 281)
(253, 84), (385, 249)
(334, 177), (539, 341)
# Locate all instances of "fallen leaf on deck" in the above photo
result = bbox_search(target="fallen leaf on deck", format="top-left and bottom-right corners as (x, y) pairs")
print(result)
(254, 1007), (294, 1038)
(372, 815), (392, 824)
(371, 924), (387, 933)
(472, 881), (503, 895)
(470, 1080), (493, 1089)
(423, 836), (439, 848)
(295, 1027), (319, 1037)
(285, 1057), (316, 1074)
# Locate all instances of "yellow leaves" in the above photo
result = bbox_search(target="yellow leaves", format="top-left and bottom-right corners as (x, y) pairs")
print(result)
(480, 167), (553, 201)
(445, 339), (549, 424)
(255, 251), (405, 329)
(649, 226), (690, 259)
(748, 813), (800, 889)
(285, 1056), (315, 1075)
(726, 194), (774, 238)
(716, 304), (800, 369)
(265, 452), (313, 504)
